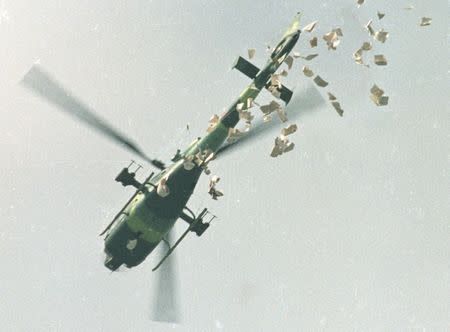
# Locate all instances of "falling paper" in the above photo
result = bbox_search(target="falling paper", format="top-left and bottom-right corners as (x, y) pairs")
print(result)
(194, 148), (213, 166)
(209, 114), (219, 123)
(292, 51), (301, 58)
(207, 114), (220, 132)
(270, 136), (295, 158)
(371, 84), (384, 98)
(303, 20), (318, 33)
(370, 84), (389, 106)
(284, 143), (295, 153)
(263, 114), (272, 123)
(204, 151), (215, 164)
(302, 66), (314, 77)
(284, 55), (294, 70)
(331, 101), (344, 116)
(246, 97), (254, 108)
(309, 37), (318, 48)
(353, 42), (372, 66)
(366, 20), (375, 36)
(374, 54), (387, 66)
(323, 29), (342, 50)
(327, 92), (337, 101)
(276, 107), (288, 123)
(208, 175), (223, 200)
(313, 75), (329, 87)
(227, 128), (244, 143)
(281, 124), (298, 136)
(404, 5), (415, 10)
(268, 85), (281, 98)
(208, 187), (223, 200)
(248, 48), (256, 59)
(260, 100), (281, 115)
(270, 142), (283, 158)
(270, 74), (282, 89)
(420, 17), (432, 26)
(301, 53), (319, 61)
(377, 12), (385, 20)
(361, 42), (372, 51)
(374, 30), (389, 43)
(238, 109), (254, 124)
(353, 48), (364, 65)
(210, 175), (219, 187)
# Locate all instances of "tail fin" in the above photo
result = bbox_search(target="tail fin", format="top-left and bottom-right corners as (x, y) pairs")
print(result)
(232, 56), (260, 79)
(233, 56), (293, 104)
(282, 12), (302, 38)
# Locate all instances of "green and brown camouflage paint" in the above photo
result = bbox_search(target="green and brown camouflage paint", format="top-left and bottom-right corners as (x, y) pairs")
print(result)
(103, 13), (302, 271)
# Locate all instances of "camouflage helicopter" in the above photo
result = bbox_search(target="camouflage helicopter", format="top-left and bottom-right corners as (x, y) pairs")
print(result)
(22, 13), (302, 274)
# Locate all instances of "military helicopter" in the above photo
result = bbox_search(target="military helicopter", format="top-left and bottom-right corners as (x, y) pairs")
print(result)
(23, 12), (301, 279)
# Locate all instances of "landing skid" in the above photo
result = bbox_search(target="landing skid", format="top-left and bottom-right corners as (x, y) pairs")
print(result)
(152, 208), (217, 271)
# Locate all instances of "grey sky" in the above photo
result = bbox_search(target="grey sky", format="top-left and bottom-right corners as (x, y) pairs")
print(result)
(1, 0), (449, 331)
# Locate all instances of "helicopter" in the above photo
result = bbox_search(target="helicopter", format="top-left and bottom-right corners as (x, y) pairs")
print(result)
(21, 13), (302, 273)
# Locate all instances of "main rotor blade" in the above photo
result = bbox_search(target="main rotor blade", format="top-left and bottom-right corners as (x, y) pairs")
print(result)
(21, 65), (165, 170)
(217, 84), (325, 156)
(150, 230), (180, 323)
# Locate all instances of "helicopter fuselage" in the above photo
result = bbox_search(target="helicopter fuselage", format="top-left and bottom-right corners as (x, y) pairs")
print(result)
(103, 28), (301, 271)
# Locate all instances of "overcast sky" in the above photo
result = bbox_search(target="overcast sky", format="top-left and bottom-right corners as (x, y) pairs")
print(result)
(1, 0), (449, 331)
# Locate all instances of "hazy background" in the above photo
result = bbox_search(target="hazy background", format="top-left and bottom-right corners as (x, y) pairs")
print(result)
(1, 0), (449, 331)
